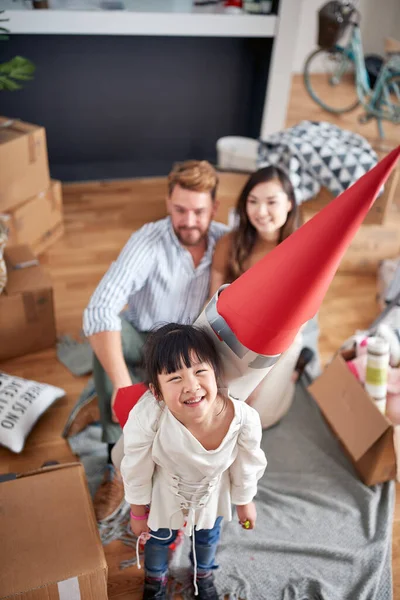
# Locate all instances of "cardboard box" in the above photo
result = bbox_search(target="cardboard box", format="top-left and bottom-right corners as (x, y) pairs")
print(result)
(3, 180), (64, 255)
(309, 355), (396, 485)
(0, 116), (50, 212)
(0, 245), (56, 362)
(33, 221), (65, 257)
(0, 463), (108, 599)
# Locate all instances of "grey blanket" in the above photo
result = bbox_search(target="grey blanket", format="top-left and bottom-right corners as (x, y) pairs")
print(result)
(170, 378), (394, 600)
(69, 378), (394, 600)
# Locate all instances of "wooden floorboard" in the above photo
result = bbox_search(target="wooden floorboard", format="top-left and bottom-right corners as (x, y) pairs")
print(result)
(0, 73), (399, 598)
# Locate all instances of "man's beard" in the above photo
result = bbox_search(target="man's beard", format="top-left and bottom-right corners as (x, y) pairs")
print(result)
(174, 227), (207, 247)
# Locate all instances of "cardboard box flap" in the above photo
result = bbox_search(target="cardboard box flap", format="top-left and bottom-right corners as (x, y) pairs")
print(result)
(309, 355), (391, 462)
(0, 463), (107, 598)
(16, 461), (81, 479)
(0, 117), (36, 145)
(5, 245), (39, 269)
(4, 245), (51, 294)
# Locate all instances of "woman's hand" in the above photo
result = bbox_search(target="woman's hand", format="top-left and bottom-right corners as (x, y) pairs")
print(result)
(236, 501), (257, 530)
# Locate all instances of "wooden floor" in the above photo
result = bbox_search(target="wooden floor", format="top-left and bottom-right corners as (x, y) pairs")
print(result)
(0, 73), (399, 598)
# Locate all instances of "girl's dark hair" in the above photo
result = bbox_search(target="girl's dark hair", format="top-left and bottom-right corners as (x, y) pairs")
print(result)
(227, 165), (301, 281)
(143, 323), (223, 398)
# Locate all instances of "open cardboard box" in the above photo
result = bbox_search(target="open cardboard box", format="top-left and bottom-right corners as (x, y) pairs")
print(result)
(309, 353), (396, 486)
(0, 463), (108, 599)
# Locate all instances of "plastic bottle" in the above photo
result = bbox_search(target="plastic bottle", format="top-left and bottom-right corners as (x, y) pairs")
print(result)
(365, 336), (390, 414)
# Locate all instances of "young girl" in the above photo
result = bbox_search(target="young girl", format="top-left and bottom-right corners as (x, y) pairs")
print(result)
(120, 323), (267, 600)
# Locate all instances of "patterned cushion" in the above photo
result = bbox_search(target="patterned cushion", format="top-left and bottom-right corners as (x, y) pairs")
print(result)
(258, 120), (378, 204)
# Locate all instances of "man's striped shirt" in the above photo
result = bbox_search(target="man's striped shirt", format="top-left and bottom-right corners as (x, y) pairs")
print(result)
(83, 216), (228, 336)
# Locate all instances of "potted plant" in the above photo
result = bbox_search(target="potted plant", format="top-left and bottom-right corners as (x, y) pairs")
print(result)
(0, 10), (35, 91)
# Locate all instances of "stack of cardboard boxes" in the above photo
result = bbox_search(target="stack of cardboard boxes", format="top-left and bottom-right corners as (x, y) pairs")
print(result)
(0, 124), (108, 597)
(0, 117), (62, 362)
(0, 116), (64, 253)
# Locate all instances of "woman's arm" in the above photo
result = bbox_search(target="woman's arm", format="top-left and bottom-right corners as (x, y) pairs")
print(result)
(209, 267), (226, 299)
(209, 233), (232, 299)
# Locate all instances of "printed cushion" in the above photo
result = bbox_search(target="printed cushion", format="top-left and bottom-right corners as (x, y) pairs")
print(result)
(0, 372), (65, 453)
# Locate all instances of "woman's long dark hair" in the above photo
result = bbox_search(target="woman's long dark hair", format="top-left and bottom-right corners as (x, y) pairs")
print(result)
(227, 165), (301, 281)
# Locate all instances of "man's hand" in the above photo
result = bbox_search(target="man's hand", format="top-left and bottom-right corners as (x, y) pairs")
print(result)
(111, 377), (133, 423)
(236, 502), (257, 530)
(87, 331), (132, 424)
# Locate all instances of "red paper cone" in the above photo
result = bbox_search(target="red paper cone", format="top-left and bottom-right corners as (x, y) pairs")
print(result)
(217, 147), (400, 355)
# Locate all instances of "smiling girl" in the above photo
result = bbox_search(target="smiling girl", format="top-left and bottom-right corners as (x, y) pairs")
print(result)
(120, 323), (267, 600)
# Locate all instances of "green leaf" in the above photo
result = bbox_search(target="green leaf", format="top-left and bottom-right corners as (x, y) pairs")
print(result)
(0, 56), (35, 78)
(0, 75), (22, 91)
(0, 56), (35, 91)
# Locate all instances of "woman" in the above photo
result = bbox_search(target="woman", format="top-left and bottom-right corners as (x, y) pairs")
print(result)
(210, 165), (301, 295)
(209, 165), (313, 429)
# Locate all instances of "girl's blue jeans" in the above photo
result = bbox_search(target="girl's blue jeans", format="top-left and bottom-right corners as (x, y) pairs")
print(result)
(144, 517), (222, 579)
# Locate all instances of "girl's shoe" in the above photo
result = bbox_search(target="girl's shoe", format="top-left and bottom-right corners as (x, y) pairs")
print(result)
(196, 572), (219, 600)
(143, 576), (168, 600)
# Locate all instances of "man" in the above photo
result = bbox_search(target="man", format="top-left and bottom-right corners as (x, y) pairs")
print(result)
(82, 160), (228, 520)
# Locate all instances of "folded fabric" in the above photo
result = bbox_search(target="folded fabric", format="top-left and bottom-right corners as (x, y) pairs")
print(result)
(56, 333), (93, 377)
(377, 257), (400, 310)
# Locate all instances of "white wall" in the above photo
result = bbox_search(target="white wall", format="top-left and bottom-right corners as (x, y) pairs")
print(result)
(292, 0), (400, 73)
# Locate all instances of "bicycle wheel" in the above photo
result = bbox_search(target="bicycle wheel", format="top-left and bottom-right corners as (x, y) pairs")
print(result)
(377, 74), (400, 122)
(304, 48), (360, 114)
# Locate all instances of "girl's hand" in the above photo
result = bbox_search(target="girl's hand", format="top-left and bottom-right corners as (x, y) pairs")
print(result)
(130, 505), (150, 539)
(130, 515), (150, 539)
(236, 502), (257, 530)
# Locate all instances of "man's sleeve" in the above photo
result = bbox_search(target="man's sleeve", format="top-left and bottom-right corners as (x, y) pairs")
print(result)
(83, 224), (156, 336)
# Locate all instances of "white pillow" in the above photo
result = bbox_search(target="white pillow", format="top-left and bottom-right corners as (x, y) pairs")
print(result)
(0, 371), (65, 453)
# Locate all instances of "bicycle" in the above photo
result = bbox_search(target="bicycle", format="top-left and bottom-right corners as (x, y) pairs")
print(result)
(303, 0), (400, 140)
